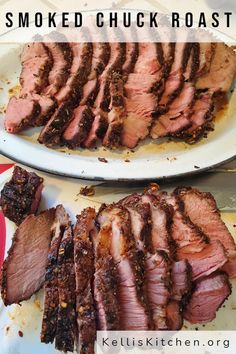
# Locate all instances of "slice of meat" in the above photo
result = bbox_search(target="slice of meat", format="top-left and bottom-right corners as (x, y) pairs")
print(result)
(38, 102), (73, 146)
(81, 42), (111, 106)
(84, 43), (126, 148)
(166, 260), (192, 330)
(145, 251), (171, 329)
(184, 272), (231, 324)
(38, 43), (93, 146)
(62, 105), (94, 148)
(121, 43), (164, 148)
(93, 206), (120, 330)
(20, 42), (52, 95)
(196, 42), (236, 93)
(30, 94), (57, 127)
(103, 73), (125, 148)
(4, 96), (40, 133)
(0, 166), (44, 225)
(83, 114), (107, 148)
(94, 256), (120, 330)
(74, 208), (96, 354)
(55, 226), (76, 353)
(184, 43), (200, 82)
(176, 187), (236, 277)
(55, 42), (93, 105)
(141, 193), (172, 254)
(120, 193), (151, 251)
(197, 42), (216, 77)
(122, 42), (139, 77)
(180, 91), (214, 143)
(0, 208), (55, 305)
(43, 33), (73, 96)
(96, 205), (149, 330)
(150, 82), (195, 138)
(157, 37), (191, 114)
(160, 193), (228, 280)
(121, 193), (172, 330)
(41, 205), (70, 344)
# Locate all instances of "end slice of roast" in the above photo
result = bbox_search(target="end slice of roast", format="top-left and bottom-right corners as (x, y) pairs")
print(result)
(0, 208), (55, 305)
(0, 165), (44, 225)
(4, 96), (41, 133)
(196, 42), (236, 93)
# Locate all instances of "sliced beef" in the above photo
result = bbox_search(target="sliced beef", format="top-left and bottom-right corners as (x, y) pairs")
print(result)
(103, 73), (125, 148)
(96, 205), (149, 330)
(180, 91), (214, 143)
(121, 193), (172, 330)
(156, 36), (191, 114)
(139, 194), (180, 329)
(62, 106), (95, 148)
(30, 94), (57, 127)
(160, 193), (228, 280)
(41, 205), (70, 344)
(74, 208), (96, 354)
(43, 33), (73, 96)
(5, 96), (40, 133)
(121, 43), (164, 148)
(55, 42), (93, 104)
(94, 256), (120, 330)
(93, 207), (120, 330)
(38, 43), (93, 146)
(166, 260), (192, 330)
(151, 40), (199, 139)
(145, 251), (171, 329)
(4, 94), (57, 133)
(84, 42), (126, 148)
(55, 226), (76, 353)
(184, 43), (200, 82)
(0, 208), (55, 305)
(184, 272), (231, 324)
(0, 166), (44, 225)
(81, 42), (111, 106)
(38, 102), (73, 146)
(197, 42), (215, 77)
(141, 193), (172, 254)
(196, 42), (236, 93)
(20, 42), (52, 95)
(120, 193), (151, 251)
(122, 42), (139, 77)
(93, 211), (120, 330)
(150, 82), (195, 138)
(176, 187), (236, 277)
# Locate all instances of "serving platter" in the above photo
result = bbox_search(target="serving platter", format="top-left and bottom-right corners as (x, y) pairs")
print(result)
(0, 165), (236, 354)
(0, 40), (236, 181)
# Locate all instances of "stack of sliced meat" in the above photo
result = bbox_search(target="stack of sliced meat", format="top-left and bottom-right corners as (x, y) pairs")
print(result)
(0, 184), (235, 353)
(4, 29), (236, 150)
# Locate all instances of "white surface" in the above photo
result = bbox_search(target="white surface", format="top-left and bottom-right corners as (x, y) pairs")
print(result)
(0, 167), (236, 354)
(0, 45), (236, 181)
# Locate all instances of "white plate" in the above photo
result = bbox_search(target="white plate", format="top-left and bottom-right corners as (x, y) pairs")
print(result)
(0, 44), (236, 181)
(0, 167), (236, 354)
